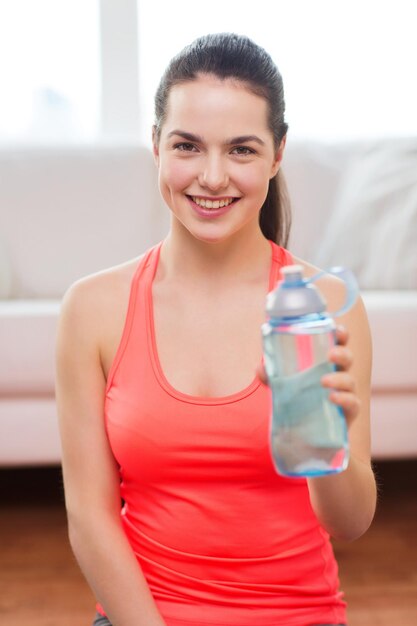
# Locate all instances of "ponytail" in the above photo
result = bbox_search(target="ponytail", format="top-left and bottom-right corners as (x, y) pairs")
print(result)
(259, 170), (291, 247)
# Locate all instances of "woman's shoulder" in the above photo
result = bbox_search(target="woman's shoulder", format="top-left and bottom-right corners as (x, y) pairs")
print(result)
(58, 254), (146, 340)
(64, 254), (144, 303)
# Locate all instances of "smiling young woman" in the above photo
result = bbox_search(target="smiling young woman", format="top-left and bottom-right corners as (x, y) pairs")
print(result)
(56, 33), (375, 626)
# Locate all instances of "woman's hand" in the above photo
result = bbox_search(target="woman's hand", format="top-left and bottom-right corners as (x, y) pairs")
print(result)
(320, 325), (361, 428)
(256, 325), (360, 429)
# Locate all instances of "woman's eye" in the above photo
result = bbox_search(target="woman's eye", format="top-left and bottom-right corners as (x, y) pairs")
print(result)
(174, 142), (197, 152)
(232, 146), (255, 156)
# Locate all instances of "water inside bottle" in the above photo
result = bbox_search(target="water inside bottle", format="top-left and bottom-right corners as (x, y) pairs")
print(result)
(269, 361), (348, 476)
(264, 329), (349, 477)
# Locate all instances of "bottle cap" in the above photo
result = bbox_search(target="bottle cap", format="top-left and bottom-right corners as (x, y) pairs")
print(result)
(266, 264), (327, 318)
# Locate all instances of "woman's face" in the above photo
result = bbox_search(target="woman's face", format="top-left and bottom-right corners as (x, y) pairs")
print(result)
(153, 74), (285, 244)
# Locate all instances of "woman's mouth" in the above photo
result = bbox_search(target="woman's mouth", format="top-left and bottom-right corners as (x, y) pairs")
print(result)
(187, 195), (239, 218)
(191, 196), (235, 209)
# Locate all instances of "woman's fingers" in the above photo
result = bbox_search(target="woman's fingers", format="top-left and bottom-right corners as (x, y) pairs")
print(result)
(321, 368), (359, 423)
(328, 344), (353, 371)
(327, 390), (361, 422)
(321, 371), (356, 393)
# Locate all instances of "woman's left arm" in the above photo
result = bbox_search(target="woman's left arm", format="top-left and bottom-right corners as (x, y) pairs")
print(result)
(306, 295), (377, 542)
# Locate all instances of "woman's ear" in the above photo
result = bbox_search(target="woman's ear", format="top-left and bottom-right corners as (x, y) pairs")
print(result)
(270, 135), (287, 178)
(152, 125), (160, 166)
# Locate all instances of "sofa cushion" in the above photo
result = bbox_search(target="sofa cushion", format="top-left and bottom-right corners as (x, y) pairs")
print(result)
(283, 140), (360, 262)
(0, 145), (168, 298)
(0, 398), (61, 465)
(363, 291), (417, 390)
(312, 138), (417, 289)
(0, 301), (59, 394)
(370, 393), (417, 459)
(0, 235), (12, 299)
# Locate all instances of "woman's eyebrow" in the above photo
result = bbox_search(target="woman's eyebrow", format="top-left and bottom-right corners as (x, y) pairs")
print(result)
(167, 130), (202, 143)
(226, 135), (265, 146)
(167, 130), (265, 146)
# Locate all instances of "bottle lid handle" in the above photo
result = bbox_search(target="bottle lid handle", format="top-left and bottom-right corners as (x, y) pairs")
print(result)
(308, 267), (358, 317)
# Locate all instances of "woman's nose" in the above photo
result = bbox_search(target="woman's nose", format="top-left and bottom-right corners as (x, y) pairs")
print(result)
(198, 155), (229, 191)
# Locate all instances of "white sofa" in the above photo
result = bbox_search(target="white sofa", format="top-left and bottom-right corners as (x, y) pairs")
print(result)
(1, 140), (416, 466)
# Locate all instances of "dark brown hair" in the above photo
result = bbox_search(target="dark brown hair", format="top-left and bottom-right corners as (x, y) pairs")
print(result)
(154, 33), (291, 246)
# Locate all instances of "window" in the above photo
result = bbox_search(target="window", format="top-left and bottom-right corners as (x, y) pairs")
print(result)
(138, 0), (417, 144)
(0, 0), (100, 144)
(1, 1), (416, 146)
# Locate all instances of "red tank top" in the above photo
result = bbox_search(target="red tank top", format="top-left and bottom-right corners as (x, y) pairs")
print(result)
(98, 240), (346, 626)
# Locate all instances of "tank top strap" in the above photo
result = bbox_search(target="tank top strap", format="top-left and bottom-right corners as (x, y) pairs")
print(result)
(268, 240), (294, 291)
(105, 242), (163, 394)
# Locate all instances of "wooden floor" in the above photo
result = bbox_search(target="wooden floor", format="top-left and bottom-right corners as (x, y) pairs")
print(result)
(1, 460), (416, 626)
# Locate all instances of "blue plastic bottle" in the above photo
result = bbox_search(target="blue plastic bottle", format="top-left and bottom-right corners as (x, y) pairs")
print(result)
(262, 264), (358, 478)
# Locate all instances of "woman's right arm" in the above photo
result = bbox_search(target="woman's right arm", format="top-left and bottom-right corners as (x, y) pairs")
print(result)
(55, 277), (166, 626)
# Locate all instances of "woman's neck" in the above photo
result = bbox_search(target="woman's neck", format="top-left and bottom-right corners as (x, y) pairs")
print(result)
(158, 221), (272, 287)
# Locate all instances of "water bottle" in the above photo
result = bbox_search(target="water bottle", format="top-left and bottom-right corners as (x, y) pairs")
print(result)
(262, 264), (358, 478)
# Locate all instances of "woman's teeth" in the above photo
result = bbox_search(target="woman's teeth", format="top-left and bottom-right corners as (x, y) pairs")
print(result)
(191, 196), (235, 209)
